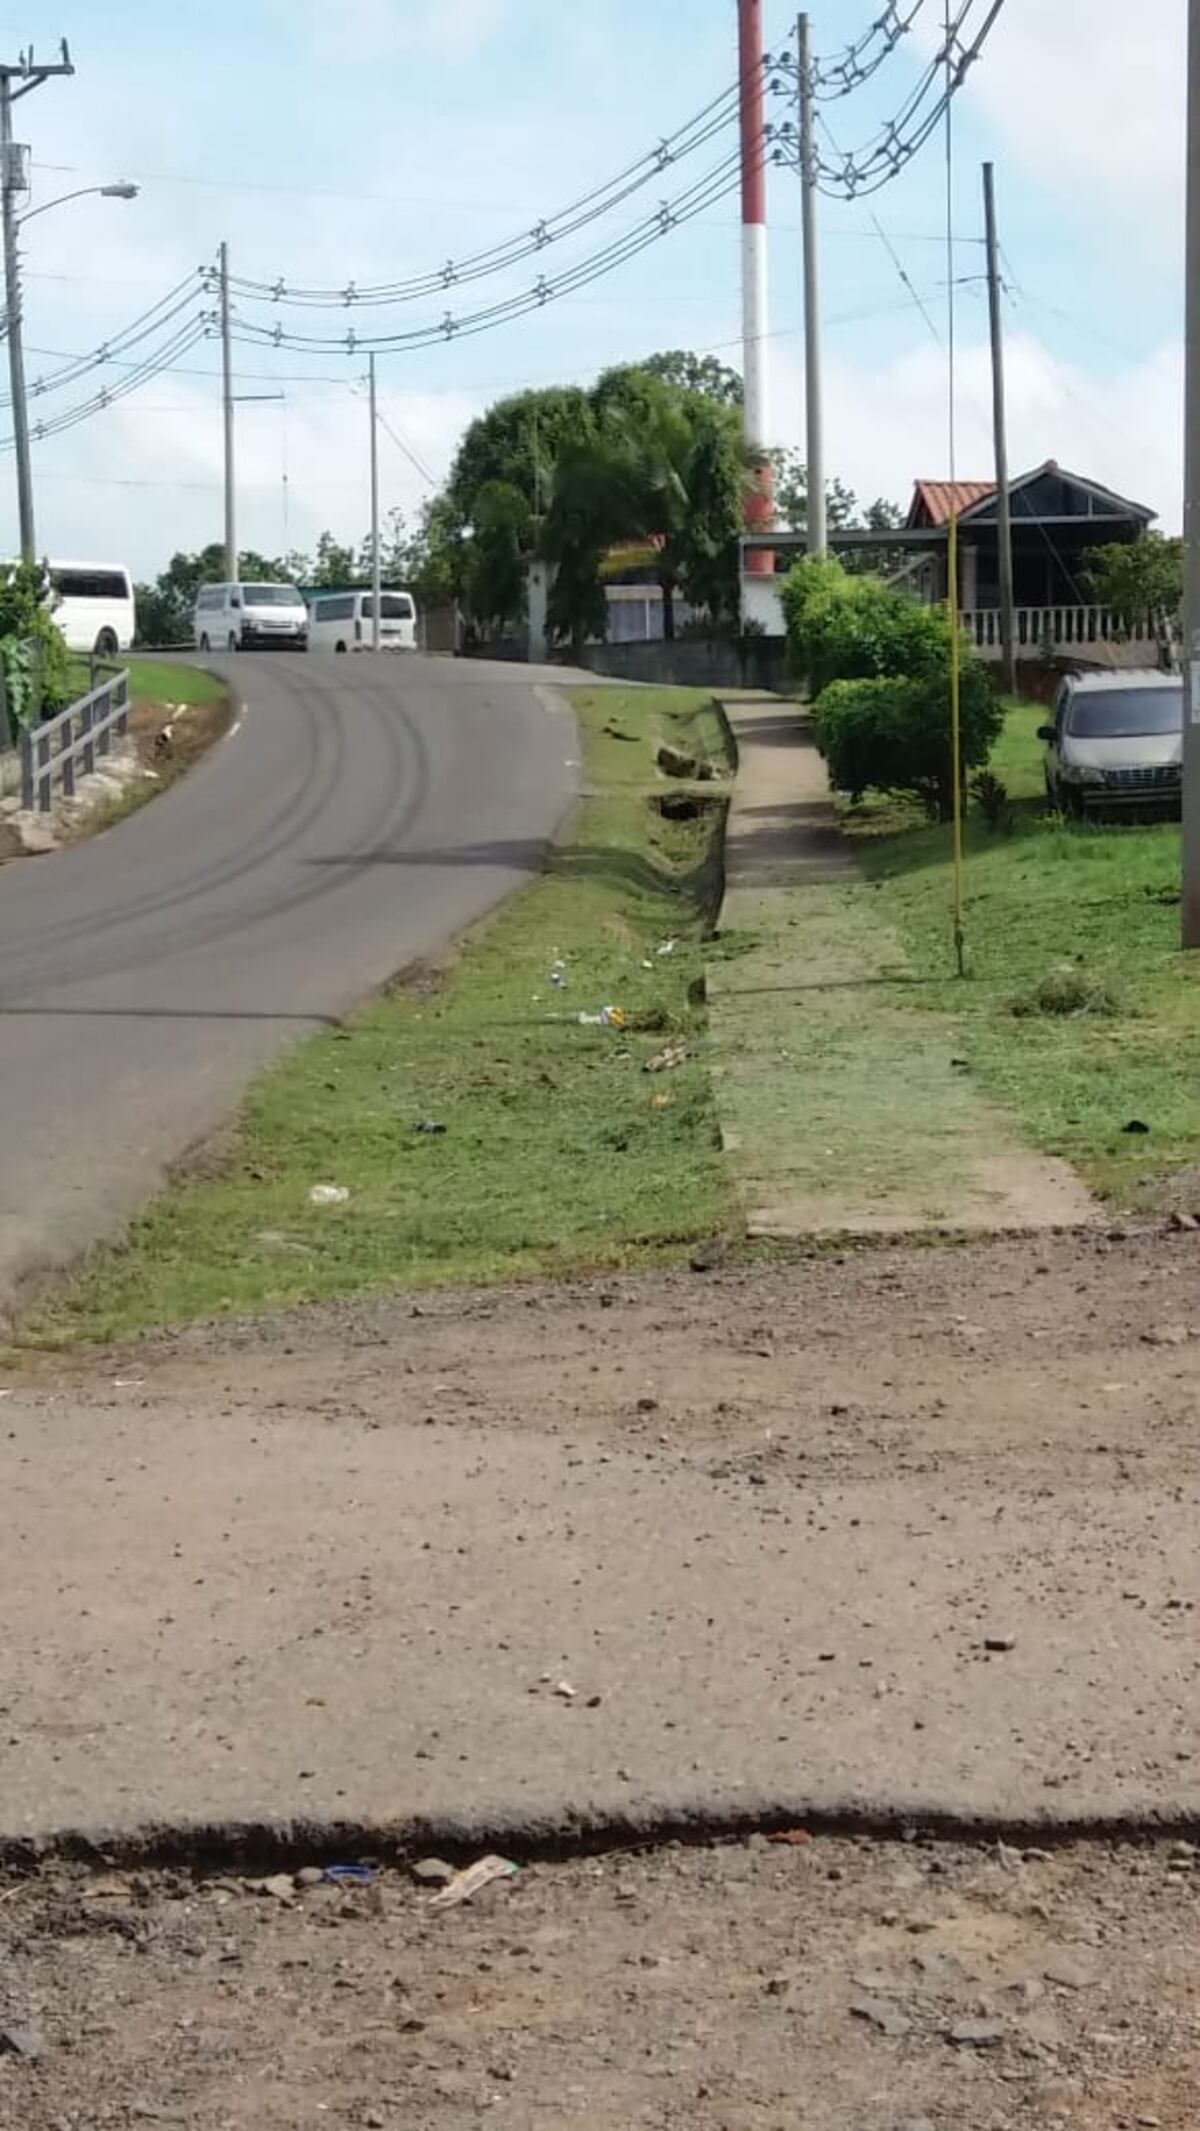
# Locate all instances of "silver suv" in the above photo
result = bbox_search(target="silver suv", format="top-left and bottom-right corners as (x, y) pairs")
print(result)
(1039, 670), (1182, 816)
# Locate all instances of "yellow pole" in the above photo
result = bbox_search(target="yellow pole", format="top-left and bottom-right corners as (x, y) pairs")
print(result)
(948, 506), (966, 977)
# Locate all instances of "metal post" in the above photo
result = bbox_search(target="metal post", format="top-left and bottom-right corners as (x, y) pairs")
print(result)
(369, 351), (381, 653)
(1184, 0), (1200, 947)
(983, 162), (1016, 696)
(799, 12), (825, 556)
(1, 77), (33, 562)
(220, 240), (236, 582)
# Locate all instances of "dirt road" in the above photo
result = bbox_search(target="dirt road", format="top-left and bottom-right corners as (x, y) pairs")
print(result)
(4, 1223), (1199, 1845)
(1, 1835), (1196, 2129)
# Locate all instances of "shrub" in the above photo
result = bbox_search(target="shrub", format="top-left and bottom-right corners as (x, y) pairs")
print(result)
(812, 666), (1003, 820)
(0, 561), (72, 739)
(781, 553), (968, 697)
(970, 769), (1012, 832)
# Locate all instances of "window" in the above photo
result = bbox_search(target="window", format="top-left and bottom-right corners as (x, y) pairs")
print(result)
(316, 594), (355, 622)
(1067, 688), (1182, 740)
(242, 583), (302, 607)
(52, 569), (130, 601)
(363, 593), (414, 620)
(195, 586), (223, 611)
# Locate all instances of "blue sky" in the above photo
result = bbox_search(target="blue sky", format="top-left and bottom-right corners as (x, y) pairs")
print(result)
(4, 1), (1186, 574)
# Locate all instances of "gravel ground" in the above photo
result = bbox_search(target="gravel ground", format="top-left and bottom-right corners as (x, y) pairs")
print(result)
(1, 1836), (1197, 2129)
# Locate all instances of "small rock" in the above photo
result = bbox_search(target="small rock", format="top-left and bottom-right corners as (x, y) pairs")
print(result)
(657, 742), (699, 779)
(554, 1679), (577, 1700)
(1042, 1953), (1094, 1991)
(1168, 1211), (1199, 1232)
(409, 1857), (456, 1887)
(256, 1873), (296, 1903)
(850, 1996), (911, 2038)
(984, 1633), (1017, 1653)
(295, 1867), (325, 1889)
(853, 1971), (905, 1997)
(689, 1237), (727, 1274)
(947, 2019), (1005, 2048)
(364, 2113), (387, 2129)
(1142, 1323), (1190, 1347)
(0, 2022), (45, 2059)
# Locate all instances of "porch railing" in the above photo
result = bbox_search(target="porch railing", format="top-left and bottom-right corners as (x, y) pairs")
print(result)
(960, 606), (1157, 658)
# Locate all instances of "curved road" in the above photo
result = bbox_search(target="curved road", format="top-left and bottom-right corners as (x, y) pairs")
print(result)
(0, 654), (578, 1310)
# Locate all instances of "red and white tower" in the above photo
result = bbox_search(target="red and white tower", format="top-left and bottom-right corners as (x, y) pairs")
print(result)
(739, 0), (774, 573)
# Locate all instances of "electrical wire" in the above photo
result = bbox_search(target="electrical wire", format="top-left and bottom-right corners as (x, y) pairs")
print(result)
(223, 79), (747, 310)
(811, 1), (927, 99)
(0, 271), (206, 407)
(0, 315), (212, 450)
(225, 144), (752, 356)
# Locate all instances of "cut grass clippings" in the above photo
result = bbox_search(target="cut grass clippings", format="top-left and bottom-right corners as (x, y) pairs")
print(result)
(24, 687), (736, 1345)
(840, 699), (1200, 1206)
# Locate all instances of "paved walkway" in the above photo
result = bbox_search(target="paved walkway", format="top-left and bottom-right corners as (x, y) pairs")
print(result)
(708, 697), (1097, 1237)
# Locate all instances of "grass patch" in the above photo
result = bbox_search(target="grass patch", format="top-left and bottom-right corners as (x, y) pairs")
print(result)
(840, 698), (1200, 1203)
(24, 687), (736, 1344)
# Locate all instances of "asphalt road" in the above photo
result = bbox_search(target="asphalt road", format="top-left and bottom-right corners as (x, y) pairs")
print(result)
(0, 653), (578, 1311)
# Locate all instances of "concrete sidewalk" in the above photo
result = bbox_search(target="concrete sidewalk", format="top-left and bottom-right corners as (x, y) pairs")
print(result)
(707, 696), (1096, 1238)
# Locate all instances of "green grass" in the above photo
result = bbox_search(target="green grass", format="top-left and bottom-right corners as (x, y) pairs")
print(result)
(64, 657), (226, 708)
(841, 699), (1200, 1203)
(25, 687), (736, 1344)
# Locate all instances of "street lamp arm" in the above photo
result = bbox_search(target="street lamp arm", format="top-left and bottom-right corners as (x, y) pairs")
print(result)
(16, 182), (137, 227)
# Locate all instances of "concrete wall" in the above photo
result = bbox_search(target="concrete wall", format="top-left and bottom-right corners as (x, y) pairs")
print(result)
(572, 636), (790, 692)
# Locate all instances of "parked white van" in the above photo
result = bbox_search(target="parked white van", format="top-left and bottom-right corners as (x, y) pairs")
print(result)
(48, 562), (135, 658)
(307, 588), (417, 654)
(193, 580), (309, 652)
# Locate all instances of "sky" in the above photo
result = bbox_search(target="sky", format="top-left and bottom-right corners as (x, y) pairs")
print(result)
(1, 0), (1187, 579)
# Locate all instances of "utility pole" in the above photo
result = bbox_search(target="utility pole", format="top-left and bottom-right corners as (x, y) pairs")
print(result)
(219, 239), (236, 581)
(737, 0), (773, 579)
(1185, 0), (1200, 946)
(0, 41), (74, 563)
(982, 162), (1016, 695)
(798, 13), (825, 556)
(368, 351), (381, 653)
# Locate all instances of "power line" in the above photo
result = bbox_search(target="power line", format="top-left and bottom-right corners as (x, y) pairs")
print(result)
(223, 81), (746, 310)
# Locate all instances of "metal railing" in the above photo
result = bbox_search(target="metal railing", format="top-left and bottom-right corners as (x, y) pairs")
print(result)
(21, 663), (129, 812)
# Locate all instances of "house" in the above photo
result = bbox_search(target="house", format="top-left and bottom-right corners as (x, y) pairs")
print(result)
(740, 460), (1161, 664)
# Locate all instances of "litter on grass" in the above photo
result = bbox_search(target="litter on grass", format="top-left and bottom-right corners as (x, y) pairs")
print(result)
(578, 1006), (626, 1029)
(644, 1042), (688, 1074)
(428, 1854), (519, 1912)
(308, 1184), (351, 1207)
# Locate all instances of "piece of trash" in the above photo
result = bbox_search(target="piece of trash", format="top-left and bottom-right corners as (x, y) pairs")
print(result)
(656, 938), (677, 957)
(412, 1121), (447, 1136)
(550, 960), (567, 988)
(983, 1633), (1017, 1653)
(644, 1042), (688, 1074)
(650, 1092), (673, 1111)
(324, 1863), (375, 1885)
(428, 1854), (519, 1912)
(1122, 1118), (1150, 1135)
(767, 1828), (812, 1846)
(112, 1377), (145, 1389)
(578, 1006), (626, 1029)
(308, 1183), (350, 1206)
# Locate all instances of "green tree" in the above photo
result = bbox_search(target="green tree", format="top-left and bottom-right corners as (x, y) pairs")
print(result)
(0, 561), (71, 737)
(311, 531), (360, 588)
(638, 349), (743, 407)
(769, 450), (859, 535)
(446, 385), (592, 533)
(463, 480), (532, 635)
(1082, 534), (1182, 630)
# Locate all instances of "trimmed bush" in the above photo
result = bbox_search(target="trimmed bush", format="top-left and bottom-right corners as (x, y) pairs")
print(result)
(812, 667), (1003, 821)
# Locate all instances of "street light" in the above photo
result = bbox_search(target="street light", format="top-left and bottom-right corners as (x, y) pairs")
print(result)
(2, 178), (139, 559)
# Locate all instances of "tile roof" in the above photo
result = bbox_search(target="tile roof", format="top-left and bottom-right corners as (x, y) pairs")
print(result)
(908, 478), (996, 528)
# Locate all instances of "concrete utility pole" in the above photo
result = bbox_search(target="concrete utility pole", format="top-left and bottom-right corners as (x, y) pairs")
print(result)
(368, 351), (381, 652)
(0, 41), (74, 564)
(982, 162), (1016, 695)
(220, 240), (236, 582)
(798, 13), (825, 556)
(1184, 0), (1200, 947)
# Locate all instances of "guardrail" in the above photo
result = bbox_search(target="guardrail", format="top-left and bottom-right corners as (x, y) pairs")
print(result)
(21, 664), (130, 813)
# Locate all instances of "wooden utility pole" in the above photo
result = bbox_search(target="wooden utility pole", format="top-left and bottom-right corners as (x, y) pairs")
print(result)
(982, 161), (1016, 695)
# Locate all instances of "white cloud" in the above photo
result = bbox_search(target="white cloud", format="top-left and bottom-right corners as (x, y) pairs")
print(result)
(769, 328), (1183, 528)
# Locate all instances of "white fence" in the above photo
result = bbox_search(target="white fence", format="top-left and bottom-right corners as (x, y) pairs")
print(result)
(960, 606), (1158, 661)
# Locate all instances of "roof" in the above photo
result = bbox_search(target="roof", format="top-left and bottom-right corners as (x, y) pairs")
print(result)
(907, 479), (995, 528)
(1068, 669), (1180, 692)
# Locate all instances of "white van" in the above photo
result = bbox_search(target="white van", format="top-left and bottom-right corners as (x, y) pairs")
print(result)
(193, 580), (309, 652)
(307, 588), (417, 654)
(48, 562), (135, 658)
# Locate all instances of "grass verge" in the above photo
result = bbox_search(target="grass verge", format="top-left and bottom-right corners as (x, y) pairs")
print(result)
(23, 687), (736, 1345)
(840, 700), (1200, 1205)
(59, 660), (231, 840)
